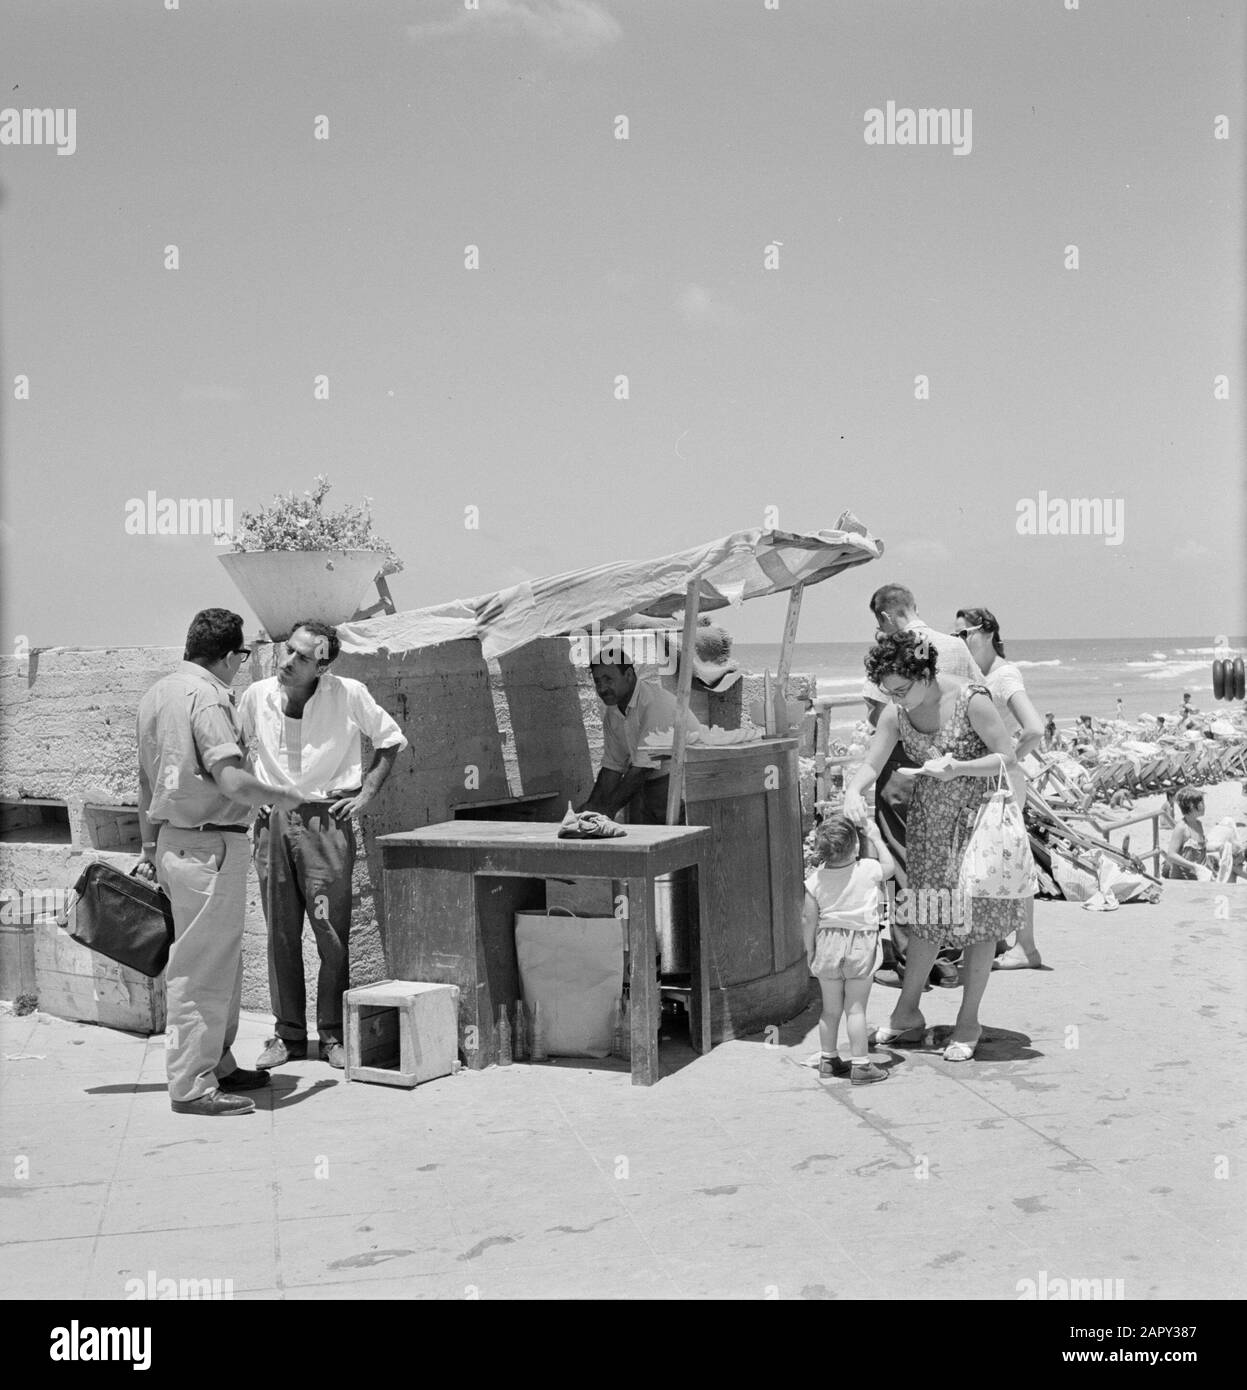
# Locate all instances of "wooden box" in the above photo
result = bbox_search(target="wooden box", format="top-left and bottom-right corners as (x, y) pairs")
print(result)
(34, 919), (166, 1034)
(345, 980), (460, 1089)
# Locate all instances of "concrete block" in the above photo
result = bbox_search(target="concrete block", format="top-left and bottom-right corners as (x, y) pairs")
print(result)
(0, 646), (181, 803)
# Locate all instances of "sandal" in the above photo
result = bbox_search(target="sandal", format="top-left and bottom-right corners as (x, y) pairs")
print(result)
(867, 1023), (925, 1047)
(942, 1039), (978, 1062)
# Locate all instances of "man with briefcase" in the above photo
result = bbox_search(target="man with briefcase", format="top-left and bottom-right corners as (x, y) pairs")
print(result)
(136, 609), (303, 1117)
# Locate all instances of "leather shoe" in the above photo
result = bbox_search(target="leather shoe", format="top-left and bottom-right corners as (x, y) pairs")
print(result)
(256, 1037), (307, 1069)
(171, 1091), (255, 1116)
(322, 1041), (346, 1069)
(218, 1067), (271, 1092)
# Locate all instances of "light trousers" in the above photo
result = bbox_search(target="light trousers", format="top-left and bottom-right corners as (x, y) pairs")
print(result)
(156, 826), (248, 1103)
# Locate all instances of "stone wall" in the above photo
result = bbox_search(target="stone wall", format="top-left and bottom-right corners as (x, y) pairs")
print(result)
(0, 640), (818, 1016)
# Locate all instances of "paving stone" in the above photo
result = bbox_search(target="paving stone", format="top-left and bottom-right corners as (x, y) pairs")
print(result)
(0, 1180), (108, 1242)
(102, 1168), (274, 1236)
(0, 1235), (96, 1299)
(86, 1221), (278, 1297)
(276, 1207), (462, 1285)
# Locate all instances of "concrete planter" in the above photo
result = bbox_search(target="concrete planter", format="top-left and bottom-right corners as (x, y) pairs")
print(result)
(218, 549), (387, 639)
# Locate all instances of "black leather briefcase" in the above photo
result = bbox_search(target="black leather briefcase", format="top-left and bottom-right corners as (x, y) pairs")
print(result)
(66, 862), (175, 977)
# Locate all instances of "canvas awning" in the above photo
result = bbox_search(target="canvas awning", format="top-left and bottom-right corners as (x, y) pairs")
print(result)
(336, 512), (883, 661)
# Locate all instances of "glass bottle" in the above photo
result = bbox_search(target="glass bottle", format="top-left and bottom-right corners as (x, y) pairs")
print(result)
(530, 1000), (548, 1062)
(496, 1005), (512, 1066)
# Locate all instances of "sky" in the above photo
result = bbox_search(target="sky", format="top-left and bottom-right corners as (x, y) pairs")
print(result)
(1, 0), (1243, 651)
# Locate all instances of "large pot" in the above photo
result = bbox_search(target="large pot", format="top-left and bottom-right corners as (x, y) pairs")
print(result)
(218, 549), (386, 640)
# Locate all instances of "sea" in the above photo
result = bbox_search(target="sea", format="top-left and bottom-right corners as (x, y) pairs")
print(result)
(733, 636), (1247, 735)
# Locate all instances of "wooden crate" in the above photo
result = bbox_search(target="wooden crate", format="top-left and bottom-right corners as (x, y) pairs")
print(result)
(0, 915), (38, 1000)
(33, 918), (166, 1034)
(345, 980), (459, 1088)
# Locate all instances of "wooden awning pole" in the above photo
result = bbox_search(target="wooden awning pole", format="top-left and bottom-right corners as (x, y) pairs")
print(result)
(773, 581), (805, 736)
(666, 577), (702, 825)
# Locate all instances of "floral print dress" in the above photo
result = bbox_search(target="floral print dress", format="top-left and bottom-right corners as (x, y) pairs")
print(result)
(898, 684), (1025, 946)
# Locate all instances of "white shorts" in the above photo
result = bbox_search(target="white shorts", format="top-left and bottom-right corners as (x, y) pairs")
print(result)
(810, 928), (882, 982)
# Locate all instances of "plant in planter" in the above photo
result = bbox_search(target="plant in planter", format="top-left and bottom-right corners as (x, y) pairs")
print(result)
(217, 476), (404, 639)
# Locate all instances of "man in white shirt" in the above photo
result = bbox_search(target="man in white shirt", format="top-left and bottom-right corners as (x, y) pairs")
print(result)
(868, 584), (982, 682)
(580, 657), (702, 823)
(238, 620), (408, 1069)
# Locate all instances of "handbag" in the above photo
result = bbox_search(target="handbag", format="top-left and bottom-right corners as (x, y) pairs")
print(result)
(64, 861), (175, 977)
(956, 757), (1038, 930)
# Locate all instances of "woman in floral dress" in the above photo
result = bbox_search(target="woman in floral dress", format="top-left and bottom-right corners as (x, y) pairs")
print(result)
(843, 631), (1027, 1061)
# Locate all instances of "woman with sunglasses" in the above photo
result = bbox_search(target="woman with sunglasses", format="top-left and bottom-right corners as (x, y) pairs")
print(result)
(843, 630), (1028, 1062)
(953, 608), (1044, 969)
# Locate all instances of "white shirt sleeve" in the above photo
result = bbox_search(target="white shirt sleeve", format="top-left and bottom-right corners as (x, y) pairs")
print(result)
(632, 683), (700, 771)
(992, 664), (1026, 704)
(601, 710), (630, 773)
(348, 680), (408, 751)
(236, 684), (255, 742)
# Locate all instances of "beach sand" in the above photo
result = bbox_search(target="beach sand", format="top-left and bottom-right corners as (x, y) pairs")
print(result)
(3, 841), (1244, 1302)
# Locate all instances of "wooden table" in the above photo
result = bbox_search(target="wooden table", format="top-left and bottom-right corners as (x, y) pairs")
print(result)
(377, 821), (710, 1085)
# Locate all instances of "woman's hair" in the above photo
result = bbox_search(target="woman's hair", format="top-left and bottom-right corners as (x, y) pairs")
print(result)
(864, 630), (938, 685)
(955, 607), (1006, 658)
(814, 815), (858, 865)
(1176, 787), (1205, 814)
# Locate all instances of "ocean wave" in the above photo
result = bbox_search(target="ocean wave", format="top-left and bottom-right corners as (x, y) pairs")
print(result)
(1140, 662), (1209, 680)
(1014, 659), (1060, 667)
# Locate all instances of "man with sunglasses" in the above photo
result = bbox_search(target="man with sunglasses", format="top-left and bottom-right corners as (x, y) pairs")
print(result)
(861, 587), (981, 989)
(136, 609), (305, 1116)
(238, 620), (407, 1070)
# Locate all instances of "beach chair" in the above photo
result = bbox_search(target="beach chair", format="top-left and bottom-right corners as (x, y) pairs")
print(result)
(1025, 786), (1159, 887)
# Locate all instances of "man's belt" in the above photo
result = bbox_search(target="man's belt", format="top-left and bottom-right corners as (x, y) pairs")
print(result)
(195, 823), (249, 834)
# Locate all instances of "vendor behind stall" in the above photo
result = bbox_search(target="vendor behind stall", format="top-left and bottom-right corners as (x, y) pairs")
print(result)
(580, 653), (703, 823)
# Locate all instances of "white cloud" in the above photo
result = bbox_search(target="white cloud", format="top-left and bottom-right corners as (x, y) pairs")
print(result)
(407, 1), (621, 57)
(674, 283), (739, 328)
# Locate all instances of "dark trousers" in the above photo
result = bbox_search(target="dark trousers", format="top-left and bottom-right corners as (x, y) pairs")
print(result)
(628, 775), (685, 825)
(254, 803), (355, 1045)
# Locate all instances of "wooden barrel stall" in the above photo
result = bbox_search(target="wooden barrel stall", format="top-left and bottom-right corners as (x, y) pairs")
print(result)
(664, 738), (809, 1044)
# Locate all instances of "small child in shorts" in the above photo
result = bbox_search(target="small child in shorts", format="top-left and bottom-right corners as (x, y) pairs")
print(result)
(803, 814), (895, 1085)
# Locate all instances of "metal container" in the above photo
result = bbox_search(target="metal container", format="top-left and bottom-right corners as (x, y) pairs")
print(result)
(654, 872), (690, 975)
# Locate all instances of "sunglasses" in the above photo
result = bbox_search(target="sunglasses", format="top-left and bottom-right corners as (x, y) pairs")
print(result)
(882, 679), (916, 701)
(233, 648), (251, 662)
(952, 624), (982, 640)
